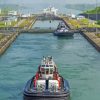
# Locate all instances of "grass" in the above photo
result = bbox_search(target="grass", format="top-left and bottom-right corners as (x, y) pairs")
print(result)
(67, 18), (100, 28)
(84, 7), (100, 14)
(96, 34), (100, 38)
(97, 20), (100, 25)
(0, 33), (5, 41)
(68, 19), (82, 28)
(0, 22), (6, 27)
(0, 21), (19, 27)
(19, 18), (34, 28)
(10, 21), (18, 27)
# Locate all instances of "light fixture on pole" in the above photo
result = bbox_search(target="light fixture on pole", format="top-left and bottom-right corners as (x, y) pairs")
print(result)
(96, 0), (98, 34)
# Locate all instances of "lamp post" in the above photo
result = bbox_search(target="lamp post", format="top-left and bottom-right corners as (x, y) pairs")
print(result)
(96, 0), (98, 34)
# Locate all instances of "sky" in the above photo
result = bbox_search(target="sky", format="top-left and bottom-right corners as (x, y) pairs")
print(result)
(0, 0), (99, 4)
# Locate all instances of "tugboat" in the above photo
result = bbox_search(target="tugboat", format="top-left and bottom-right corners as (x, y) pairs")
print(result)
(23, 56), (70, 100)
(53, 22), (74, 36)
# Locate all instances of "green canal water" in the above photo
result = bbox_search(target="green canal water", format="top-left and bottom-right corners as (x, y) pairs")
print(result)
(0, 21), (100, 100)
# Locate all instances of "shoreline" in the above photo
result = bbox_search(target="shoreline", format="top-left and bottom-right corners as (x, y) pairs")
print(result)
(0, 17), (37, 55)
(81, 32), (100, 52)
(61, 16), (100, 52)
(0, 33), (19, 55)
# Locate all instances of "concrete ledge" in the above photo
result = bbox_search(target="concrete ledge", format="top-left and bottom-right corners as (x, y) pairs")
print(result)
(0, 33), (19, 55)
(81, 32), (100, 52)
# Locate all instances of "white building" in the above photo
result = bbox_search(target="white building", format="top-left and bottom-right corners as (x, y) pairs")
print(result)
(21, 13), (31, 18)
(7, 16), (18, 22)
(77, 15), (85, 20)
(71, 14), (76, 19)
(8, 10), (18, 16)
(43, 6), (58, 16)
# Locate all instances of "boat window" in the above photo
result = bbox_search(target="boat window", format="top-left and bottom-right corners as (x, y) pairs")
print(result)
(50, 65), (53, 67)
(42, 65), (45, 67)
(46, 69), (49, 74)
(41, 68), (45, 74)
(42, 71), (45, 74)
(46, 65), (49, 67)
(50, 68), (53, 74)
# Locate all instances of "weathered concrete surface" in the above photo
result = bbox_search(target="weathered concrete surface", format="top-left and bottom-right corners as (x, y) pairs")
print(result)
(0, 33), (19, 55)
(61, 17), (75, 29)
(14, 19), (26, 27)
(81, 32), (100, 52)
(27, 17), (37, 29)
(0, 17), (37, 55)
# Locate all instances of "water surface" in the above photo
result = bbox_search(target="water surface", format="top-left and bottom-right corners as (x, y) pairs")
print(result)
(0, 20), (100, 100)
(0, 32), (100, 100)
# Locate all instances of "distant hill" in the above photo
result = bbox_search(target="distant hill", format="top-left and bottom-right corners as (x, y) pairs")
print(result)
(65, 4), (97, 11)
(79, 7), (100, 20)
(84, 7), (100, 14)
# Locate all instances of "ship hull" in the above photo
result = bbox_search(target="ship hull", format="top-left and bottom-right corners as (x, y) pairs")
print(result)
(53, 31), (74, 37)
(24, 96), (70, 100)
(23, 78), (70, 100)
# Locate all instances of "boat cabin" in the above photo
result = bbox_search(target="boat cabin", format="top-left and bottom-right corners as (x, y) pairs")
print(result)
(33, 56), (61, 92)
(39, 56), (57, 79)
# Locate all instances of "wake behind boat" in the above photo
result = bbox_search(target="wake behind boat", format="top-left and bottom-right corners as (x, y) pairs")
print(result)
(53, 22), (74, 36)
(23, 56), (70, 100)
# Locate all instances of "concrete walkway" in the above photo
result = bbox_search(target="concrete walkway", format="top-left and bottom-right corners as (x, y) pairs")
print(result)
(14, 19), (25, 27)
(82, 32), (100, 52)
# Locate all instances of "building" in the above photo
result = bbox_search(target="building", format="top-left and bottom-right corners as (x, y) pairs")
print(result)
(8, 10), (18, 16)
(43, 6), (58, 16)
(71, 14), (76, 19)
(21, 13), (31, 18)
(77, 15), (85, 20)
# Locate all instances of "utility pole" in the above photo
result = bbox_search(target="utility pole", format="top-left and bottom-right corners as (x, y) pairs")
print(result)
(96, 0), (98, 34)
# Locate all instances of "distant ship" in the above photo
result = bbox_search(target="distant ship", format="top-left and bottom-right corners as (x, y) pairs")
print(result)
(23, 56), (70, 100)
(53, 22), (74, 36)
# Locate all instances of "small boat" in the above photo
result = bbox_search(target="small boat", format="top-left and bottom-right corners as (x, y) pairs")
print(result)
(23, 56), (70, 100)
(53, 22), (74, 36)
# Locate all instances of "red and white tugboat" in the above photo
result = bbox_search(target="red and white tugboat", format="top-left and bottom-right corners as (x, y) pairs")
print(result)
(23, 56), (70, 100)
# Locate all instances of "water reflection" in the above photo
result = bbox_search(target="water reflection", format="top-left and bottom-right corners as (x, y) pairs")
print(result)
(23, 96), (70, 100)
(56, 36), (74, 40)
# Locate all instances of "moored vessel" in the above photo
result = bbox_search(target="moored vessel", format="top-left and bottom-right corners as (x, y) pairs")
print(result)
(23, 56), (70, 100)
(53, 22), (74, 36)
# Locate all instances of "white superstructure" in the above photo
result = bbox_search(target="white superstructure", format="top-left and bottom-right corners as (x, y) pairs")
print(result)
(33, 56), (61, 92)
(8, 10), (18, 16)
(43, 6), (58, 16)
(40, 56), (56, 79)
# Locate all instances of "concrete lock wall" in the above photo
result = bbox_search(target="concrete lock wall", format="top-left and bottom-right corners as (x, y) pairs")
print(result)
(0, 33), (19, 55)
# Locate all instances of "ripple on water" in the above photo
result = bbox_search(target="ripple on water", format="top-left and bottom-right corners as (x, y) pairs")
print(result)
(0, 32), (100, 100)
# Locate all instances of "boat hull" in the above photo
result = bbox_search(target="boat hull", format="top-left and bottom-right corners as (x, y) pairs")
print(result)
(23, 78), (70, 100)
(24, 96), (70, 100)
(53, 31), (74, 37)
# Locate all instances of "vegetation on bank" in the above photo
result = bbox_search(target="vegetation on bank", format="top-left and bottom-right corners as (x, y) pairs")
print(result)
(0, 33), (5, 41)
(67, 18), (100, 29)
(97, 20), (100, 25)
(19, 17), (35, 28)
(0, 21), (18, 27)
(61, 16), (100, 30)
(84, 7), (100, 14)
(0, 22), (5, 27)
(96, 34), (100, 38)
